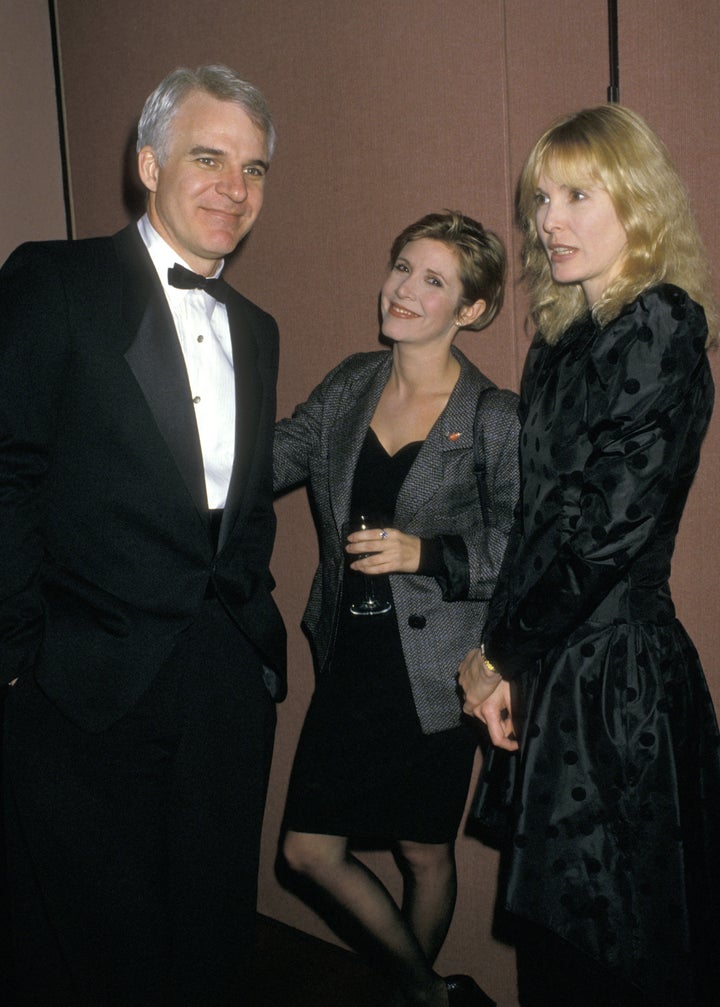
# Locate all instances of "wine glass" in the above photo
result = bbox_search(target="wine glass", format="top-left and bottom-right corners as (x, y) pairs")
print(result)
(342, 514), (392, 616)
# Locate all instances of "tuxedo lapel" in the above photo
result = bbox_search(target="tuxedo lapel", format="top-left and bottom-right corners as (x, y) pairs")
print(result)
(116, 227), (208, 515)
(217, 293), (261, 551)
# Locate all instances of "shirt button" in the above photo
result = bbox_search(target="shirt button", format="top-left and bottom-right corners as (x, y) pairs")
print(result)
(193, 396), (201, 404)
(408, 614), (426, 629)
(197, 334), (204, 342)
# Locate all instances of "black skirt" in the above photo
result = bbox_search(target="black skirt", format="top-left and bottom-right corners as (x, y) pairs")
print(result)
(283, 430), (477, 844)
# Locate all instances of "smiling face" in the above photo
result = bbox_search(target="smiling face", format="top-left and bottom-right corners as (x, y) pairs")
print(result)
(380, 238), (484, 347)
(534, 171), (628, 306)
(137, 90), (269, 276)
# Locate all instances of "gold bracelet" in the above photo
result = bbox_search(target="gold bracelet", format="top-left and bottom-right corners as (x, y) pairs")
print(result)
(480, 643), (496, 673)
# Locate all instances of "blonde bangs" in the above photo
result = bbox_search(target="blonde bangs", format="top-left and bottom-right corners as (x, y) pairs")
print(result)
(518, 105), (718, 346)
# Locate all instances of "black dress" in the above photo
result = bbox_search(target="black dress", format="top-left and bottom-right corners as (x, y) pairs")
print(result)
(484, 286), (720, 1006)
(284, 429), (477, 843)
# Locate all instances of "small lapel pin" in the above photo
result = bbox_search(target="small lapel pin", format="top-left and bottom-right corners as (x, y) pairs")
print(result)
(447, 432), (462, 442)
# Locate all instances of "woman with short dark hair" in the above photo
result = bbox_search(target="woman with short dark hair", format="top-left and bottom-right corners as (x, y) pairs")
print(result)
(275, 211), (519, 1006)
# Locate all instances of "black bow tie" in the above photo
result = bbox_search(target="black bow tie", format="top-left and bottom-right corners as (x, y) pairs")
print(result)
(168, 263), (228, 303)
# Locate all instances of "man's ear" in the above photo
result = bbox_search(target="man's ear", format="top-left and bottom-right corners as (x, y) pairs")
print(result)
(137, 146), (160, 193)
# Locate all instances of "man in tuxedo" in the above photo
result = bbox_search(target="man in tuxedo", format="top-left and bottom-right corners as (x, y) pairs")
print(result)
(0, 65), (286, 1004)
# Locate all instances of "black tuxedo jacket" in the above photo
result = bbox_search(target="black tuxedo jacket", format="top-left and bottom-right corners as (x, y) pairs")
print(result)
(0, 224), (286, 731)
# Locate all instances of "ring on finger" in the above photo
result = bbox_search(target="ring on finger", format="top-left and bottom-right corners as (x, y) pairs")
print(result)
(380, 529), (388, 540)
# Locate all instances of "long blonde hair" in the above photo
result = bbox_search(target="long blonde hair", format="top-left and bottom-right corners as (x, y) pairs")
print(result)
(517, 105), (718, 346)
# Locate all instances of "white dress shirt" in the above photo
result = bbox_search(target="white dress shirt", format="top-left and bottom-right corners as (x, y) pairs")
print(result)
(137, 215), (235, 509)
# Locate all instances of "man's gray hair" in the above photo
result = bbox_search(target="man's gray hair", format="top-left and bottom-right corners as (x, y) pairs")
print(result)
(136, 65), (276, 164)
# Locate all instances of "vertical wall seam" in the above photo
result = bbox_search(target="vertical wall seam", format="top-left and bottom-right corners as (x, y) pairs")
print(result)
(497, 0), (522, 389)
(47, 0), (74, 239)
(607, 0), (620, 102)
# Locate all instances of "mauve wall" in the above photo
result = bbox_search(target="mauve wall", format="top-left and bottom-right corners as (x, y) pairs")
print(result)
(8, 2), (718, 1004)
(0, 0), (66, 262)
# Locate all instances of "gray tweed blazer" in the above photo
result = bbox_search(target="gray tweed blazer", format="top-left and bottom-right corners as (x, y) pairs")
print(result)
(274, 346), (519, 733)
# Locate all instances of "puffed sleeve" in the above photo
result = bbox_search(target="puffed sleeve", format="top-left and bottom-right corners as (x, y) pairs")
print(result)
(485, 286), (713, 677)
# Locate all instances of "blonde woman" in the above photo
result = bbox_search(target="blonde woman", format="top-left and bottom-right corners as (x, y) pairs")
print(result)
(461, 105), (720, 1006)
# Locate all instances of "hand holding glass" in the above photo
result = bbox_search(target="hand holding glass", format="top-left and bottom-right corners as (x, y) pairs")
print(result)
(343, 515), (393, 616)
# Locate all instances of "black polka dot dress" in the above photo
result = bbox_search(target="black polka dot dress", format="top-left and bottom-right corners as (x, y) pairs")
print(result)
(484, 285), (720, 1006)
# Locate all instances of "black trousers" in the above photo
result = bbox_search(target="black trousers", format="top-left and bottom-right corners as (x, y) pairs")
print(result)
(3, 600), (276, 1007)
(0, 685), (15, 1003)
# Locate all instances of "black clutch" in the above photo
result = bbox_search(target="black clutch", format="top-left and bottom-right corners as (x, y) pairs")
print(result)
(467, 741), (517, 849)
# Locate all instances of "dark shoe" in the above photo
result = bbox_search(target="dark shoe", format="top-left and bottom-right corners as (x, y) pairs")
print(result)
(444, 974), (496, 1007)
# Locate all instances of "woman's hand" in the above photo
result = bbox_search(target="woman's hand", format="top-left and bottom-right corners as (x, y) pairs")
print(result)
(458, 648), (502, 712)
(345, 526), (421, 574)
(458, 650), (518, 751)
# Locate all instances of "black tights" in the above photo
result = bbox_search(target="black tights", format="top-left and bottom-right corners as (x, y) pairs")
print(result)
(283, 831), (455, 1006)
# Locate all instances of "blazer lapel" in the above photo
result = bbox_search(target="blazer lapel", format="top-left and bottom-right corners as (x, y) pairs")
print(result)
(395, 350), (486, 528)
(327, 353), (393, 535)
(117, 227), (208, 515)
